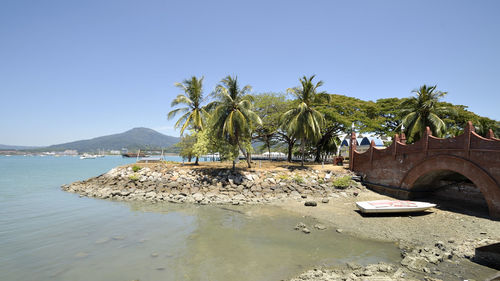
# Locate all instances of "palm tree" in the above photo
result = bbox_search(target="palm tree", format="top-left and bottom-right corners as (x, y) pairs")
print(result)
(167, 76), (207, 164)
(209, 75), (262, 169)
(400, 85), (453, 142)
(281, 75), (325, 166)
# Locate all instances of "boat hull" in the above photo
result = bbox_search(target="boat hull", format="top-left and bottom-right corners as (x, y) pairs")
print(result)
(356, 200), (436, 213)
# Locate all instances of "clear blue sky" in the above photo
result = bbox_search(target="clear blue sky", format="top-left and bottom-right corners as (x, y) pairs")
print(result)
(1, 0), (499, 146)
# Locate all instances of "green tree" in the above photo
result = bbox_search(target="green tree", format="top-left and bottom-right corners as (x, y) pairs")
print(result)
(209, 76), (262, 169)
(400, 85), (453, 142)
(176, 133), (197, 162)
(281, 75), (325, 166)
(252, 93), (291, 159)
(312, 93), (380, 162)
(167, 76), (207, 164)
(373, 97), (408, 137)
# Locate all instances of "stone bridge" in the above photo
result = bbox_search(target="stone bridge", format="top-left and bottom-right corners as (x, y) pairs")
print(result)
(349, 122), (500, 219)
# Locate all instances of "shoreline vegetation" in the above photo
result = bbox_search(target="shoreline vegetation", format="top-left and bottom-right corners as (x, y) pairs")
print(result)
(62, 161), (500, 281)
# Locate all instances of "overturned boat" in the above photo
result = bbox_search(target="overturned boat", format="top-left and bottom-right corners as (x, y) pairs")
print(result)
(356, 200), (436, 213)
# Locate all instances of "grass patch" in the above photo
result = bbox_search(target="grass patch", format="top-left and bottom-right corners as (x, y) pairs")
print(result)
(132, 165), (142, 172)
(293, 174), (305, 184)
(129, 174), (139, 181)
(277, 174), (290, 181)
(332, 176), (352, 189)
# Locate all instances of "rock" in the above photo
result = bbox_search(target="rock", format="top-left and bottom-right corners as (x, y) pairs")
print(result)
(346, 262), (362, 270)
(401, 256), (428, 271)
(304, 201), (317, 207)
(362, 270), (373, 276)
(302, 227), (311, 234)
(151, 252), (159, 257)
(301, 194), (307, 199)
(435, 241), (445, 250)
(314, 224), (326, 230)
(336, 228), (343, 233)
(321, 198), (329, 203)
(192, 193), (204, 202)
(295, 222), (307, 230)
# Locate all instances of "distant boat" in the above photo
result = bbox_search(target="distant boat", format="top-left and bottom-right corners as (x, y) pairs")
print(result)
(122, 153), (145, 158)
(356, 200), (436, 213)
(80, 154), (97, 159)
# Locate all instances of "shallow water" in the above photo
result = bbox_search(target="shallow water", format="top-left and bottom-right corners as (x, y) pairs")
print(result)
(0, 156), (401, 281)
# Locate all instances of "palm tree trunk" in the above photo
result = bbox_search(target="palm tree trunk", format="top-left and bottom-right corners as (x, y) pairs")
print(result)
(287, 139), (294, 162)
(301, 138), (305, 167)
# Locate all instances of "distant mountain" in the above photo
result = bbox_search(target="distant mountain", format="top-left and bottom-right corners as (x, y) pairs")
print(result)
(0, 144), (42, 150)
(44, 128), (180, 152)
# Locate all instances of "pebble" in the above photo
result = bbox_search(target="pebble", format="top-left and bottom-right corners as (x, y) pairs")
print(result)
(336, 228), (343, 233)
(74, 252), (89, 258)
(95, 238), (110, 244)
(302, 227), (311, 234)
(151, 252), (159, 257)
(321, 198), (329, 203)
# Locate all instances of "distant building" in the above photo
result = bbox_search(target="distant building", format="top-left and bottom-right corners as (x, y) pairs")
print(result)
(339, 134), (388, 157)
(60, 150), (78, 155)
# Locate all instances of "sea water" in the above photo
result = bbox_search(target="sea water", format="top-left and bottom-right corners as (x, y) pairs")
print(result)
(0, 155), (401, 281)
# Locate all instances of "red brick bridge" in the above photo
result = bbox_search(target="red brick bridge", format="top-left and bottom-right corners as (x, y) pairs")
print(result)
(349, 122), (500, 219)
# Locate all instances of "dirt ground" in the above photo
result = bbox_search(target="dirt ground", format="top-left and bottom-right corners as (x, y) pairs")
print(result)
(137, 159), (349, 172)
(274, 189), (500, 248)
(273, 189), (500, 280)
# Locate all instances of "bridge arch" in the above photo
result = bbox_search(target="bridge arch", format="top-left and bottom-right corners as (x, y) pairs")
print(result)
(400, 155), (500, 219)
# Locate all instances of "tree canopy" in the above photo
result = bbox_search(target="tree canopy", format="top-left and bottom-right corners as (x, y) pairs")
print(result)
(169, 77), (498, 166)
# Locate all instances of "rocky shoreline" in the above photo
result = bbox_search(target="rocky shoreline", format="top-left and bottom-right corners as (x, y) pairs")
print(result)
(62, 163), (360, 205)
(62, 163), (500, 281)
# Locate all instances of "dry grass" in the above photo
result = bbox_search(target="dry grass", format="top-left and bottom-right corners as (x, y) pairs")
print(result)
(130, 160), (348, 173)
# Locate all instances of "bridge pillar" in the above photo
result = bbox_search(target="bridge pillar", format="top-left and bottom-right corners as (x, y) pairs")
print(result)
(400, 132), (407, 144)
(349, 131), (357, 171)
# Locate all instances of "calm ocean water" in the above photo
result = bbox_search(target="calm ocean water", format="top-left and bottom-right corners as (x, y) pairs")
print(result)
(0, 155), (400, 281)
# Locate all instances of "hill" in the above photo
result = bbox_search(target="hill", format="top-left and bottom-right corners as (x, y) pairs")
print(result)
(0, 144), (42, 150)
(44, 128), (180, 152)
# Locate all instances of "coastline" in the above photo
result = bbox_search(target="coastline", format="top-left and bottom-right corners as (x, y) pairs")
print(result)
(62, 162), (500, 280)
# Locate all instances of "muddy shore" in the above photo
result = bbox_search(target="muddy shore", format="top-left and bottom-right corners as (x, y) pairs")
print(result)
(62, 163), (500, 280)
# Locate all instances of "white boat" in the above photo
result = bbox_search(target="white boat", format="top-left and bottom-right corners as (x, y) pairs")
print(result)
(80, 154), (97, 159)
(356, 200), (436, 213)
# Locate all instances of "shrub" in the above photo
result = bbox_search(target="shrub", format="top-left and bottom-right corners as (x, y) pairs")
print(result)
(277, 174), (289, 180)
(332, 176), (352, 189)
(293, 174), (305, 184)
(129, 174), (139, 181)
(132, 165), (142, 172)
